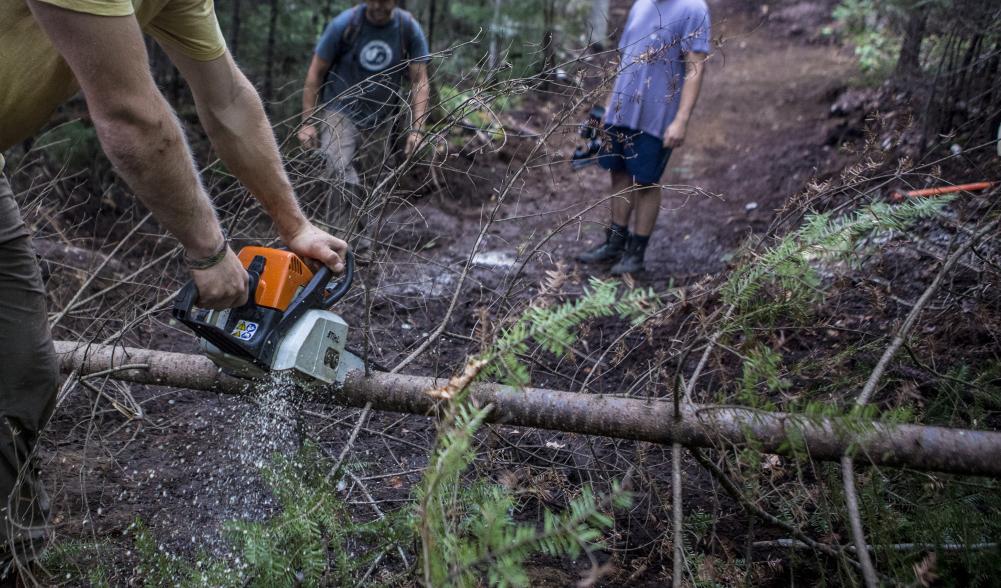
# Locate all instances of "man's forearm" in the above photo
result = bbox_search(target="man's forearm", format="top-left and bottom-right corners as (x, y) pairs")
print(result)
(302, 77), (321, 123)
(96, 97), (224, 258)
(674, 53), (706, 125)
(409, 66), (430, 130)
(198, 69), (308, 241)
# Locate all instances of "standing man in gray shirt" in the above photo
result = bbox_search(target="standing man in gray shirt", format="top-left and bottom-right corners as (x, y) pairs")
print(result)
(577, 0), (711, 275)
(299, 0), (431, 244)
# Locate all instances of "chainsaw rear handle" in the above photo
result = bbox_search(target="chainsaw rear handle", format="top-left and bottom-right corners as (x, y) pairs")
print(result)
(172, 267), (264, 364)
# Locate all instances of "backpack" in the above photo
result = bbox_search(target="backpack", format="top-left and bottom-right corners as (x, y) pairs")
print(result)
(334, 4), (415, 66)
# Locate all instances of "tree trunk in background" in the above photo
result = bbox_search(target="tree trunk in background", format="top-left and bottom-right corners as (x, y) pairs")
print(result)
(229, 0), (242, 61)
(264, 0), (279, 106)
(427, 0), (437, 50)
(541, 0), (556, 83)
(488, 0), (502, 71)
(589, 0), (610, 49)
(322, 0), (336, 25)
(895, 7), (927, 82)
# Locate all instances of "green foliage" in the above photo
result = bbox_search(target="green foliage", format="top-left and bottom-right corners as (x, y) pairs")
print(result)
(837, 467), (1001, 587)
(723, 198), (947, 327)
(436, 83), (521, 144)
(738, 343), (789, 407)
(224, 444), (404, 587)
(39, 539), (112, 587)
(415, 283), (638, 587)
(416, 396), (630, 588)
(829, 0), (902, 75)
(484, 277), (657, 387)
(920, 362), (1001, 427)
(129, 444), (407, 587)
(434, 0), (591, 80)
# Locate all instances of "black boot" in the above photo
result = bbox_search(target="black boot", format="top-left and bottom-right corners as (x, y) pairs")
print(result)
(610, 234), (648, 275)
(576, 224), (628, 264)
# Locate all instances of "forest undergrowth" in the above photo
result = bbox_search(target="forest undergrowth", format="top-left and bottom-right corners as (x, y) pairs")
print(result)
(3, 0), (1000, 586)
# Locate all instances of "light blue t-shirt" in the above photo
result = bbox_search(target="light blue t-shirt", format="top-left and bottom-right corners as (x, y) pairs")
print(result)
(604, 0), (711, 139)
(315, 4), (430, 128)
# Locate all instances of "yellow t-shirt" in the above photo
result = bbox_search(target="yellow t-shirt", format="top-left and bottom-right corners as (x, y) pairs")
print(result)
(0, 0), (227, 169)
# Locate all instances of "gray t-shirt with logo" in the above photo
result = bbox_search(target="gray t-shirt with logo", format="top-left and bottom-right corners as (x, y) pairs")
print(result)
(315, 5), (430, 128)
(604, 0), (711, 139)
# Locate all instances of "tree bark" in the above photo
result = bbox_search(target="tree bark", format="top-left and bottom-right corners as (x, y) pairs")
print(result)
(541, 0), (556, 81)
(53, 341), (1001, 478)
(264, 0), (279, 105)
(895, 7), (927, 82)
(488, 0), (502, 71)
(427, 0), (437, 50)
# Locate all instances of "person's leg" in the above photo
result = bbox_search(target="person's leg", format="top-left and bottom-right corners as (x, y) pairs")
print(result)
(611, 134), (672, 275)
(318, 109), (363, 236)
(578, 130), (634, 265)
(609, 168), (635, 227)
(630, 183), (662, 236)
(0, 175), (58, 580)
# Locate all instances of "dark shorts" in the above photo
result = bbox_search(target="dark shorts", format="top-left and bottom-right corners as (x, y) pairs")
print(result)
(597, 125), (672, 185)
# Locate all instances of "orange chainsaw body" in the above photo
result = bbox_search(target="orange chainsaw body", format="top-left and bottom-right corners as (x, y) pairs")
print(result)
(236, 246), (314, 311)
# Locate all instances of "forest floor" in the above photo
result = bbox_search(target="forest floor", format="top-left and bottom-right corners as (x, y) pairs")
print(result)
(33, 0), (930, 585)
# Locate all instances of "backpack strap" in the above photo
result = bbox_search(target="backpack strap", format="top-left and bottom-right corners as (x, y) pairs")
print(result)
(397, 9), (414, 62)
(335, 4), (366, 64)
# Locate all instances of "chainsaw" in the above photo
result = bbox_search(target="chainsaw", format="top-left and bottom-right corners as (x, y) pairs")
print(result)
(172, 246), (363, 388)
(570, 105), (606, 170)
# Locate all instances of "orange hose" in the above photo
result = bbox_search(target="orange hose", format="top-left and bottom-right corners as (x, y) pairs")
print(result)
(891, 181), (997, 201)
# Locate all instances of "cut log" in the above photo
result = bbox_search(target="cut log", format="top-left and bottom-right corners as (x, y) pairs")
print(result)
(53, 341), (1001, 478)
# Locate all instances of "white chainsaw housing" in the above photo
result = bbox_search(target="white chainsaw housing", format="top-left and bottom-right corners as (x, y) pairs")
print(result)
(271, 309), (363, 385)
(198, 308), (363, 387)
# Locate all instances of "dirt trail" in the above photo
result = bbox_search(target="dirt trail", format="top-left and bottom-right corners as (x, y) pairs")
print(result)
(419, 1), (854, 289)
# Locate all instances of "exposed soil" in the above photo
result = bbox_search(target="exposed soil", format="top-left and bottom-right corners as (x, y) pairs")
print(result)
(34, 0), (876, 585)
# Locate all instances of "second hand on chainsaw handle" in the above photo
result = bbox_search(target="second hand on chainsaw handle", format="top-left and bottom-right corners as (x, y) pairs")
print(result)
(318, 250), (354, 308)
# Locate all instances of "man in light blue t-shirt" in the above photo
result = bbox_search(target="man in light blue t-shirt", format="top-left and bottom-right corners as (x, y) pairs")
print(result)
(577, 0), (711, 275)
(299, 0), (430, 239)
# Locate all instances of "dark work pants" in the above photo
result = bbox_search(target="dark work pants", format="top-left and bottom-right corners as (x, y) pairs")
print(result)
(0, 175), (57, 570)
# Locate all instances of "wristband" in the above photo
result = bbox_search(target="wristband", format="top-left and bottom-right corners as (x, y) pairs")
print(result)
(185, 237), (229, 270)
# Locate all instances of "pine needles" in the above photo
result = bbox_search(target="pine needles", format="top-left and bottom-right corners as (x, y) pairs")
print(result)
(723, 198), (948, 326)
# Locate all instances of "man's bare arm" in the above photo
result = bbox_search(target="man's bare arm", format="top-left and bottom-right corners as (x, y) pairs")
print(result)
(27, 0), (248, 309)
(298, 54), (332, 149)
(162, 47), (347, 271)
(405, 61), (430, 156)
(663, 51), (708, 149)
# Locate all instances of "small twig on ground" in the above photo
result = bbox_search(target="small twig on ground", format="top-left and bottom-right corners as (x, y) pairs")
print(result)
(49, 211), (153, 329)
(345, 470), (411, 569)
(689, 448), (864, 567)
(671, 443), (684, 588)
(325, 403), (373, 483)
(753, 539), (999, 552)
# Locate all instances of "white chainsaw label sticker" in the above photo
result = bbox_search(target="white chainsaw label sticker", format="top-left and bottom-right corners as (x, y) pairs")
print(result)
(231, 320), (259, 341)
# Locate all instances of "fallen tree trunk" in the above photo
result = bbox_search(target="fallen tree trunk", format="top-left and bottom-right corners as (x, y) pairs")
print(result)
(54, 341), (1001, 477)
